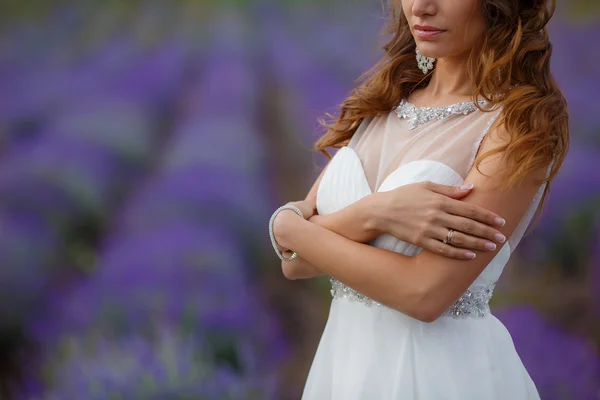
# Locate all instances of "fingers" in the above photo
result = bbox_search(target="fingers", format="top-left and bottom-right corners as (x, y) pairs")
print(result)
(426, 182), (506, 227)
(422, 238), (477, 260)
(442, 197), (506, 227)
(287, 200), (315, 220)
(432, 225), (502, 254)
(426, 181), (473, 199)
(443, 214), (506, 244)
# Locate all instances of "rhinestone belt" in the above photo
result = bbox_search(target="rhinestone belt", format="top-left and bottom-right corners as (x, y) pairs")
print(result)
(330, 278), (495, 319)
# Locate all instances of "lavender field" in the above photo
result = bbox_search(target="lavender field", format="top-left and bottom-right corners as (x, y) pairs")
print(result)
(0, 1), (598, 399)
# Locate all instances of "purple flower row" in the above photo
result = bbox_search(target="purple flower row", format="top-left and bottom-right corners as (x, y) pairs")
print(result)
(26, 12), (289, 396)
(0, 3), (597, 398)
(27, 325), (278, 400)
(496, 305), (600, 399)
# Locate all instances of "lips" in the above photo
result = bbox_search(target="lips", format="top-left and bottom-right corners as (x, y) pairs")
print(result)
(413, 24), (445, 40)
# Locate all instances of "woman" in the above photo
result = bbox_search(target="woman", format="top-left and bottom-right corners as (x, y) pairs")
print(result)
(269, 0), (568, 398)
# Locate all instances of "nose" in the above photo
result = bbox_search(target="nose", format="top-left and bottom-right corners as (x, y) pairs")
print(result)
(411, 0), (437, 17)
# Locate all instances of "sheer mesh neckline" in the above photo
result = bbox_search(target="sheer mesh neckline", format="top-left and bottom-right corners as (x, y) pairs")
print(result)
(395, 98), (489, 130)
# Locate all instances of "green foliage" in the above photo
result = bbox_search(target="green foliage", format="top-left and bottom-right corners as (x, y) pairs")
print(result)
(566, 0), (600, 21)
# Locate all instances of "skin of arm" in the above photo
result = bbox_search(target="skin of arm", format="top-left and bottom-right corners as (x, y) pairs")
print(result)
(274, 126), (548, 322)
(281, 204), (378, 279)
(281, 199), (381, 280)
(279, 165), (329, 280)
(280, 155), (386, 280)
(280, 249), (325, 280)
(308, 204), (381, 243)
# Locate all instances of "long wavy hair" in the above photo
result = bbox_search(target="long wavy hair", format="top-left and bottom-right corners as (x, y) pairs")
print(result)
(315, 0), (569, 224)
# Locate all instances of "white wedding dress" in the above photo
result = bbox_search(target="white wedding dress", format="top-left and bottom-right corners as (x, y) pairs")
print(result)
(302, 99), (544, 399)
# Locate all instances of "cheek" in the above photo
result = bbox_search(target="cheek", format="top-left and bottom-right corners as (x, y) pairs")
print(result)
(464, 18), (485, 43)
(453, 4), (486, 50)
(400, 0), (412, 19)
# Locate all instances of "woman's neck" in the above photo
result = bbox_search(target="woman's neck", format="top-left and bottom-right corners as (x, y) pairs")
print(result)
(410, 55), (475, 107)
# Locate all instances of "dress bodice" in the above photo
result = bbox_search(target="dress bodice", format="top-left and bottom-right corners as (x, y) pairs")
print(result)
(317, 145), (512, 284)
(315, 100), (546, 318)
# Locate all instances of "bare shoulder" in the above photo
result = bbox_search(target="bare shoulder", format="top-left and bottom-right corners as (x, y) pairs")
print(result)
(474, 117), (548, 190)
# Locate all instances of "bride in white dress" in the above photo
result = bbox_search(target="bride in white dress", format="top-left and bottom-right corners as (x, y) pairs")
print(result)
(269, 0), (569, 399)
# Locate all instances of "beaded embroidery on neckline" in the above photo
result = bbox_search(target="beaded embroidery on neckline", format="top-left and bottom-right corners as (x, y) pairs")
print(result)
(395, 98), (488, 130)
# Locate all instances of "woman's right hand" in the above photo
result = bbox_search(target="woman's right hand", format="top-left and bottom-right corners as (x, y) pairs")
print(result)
(373, 181), (508, 260)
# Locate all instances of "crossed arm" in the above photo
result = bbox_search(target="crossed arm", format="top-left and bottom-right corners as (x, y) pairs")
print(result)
(273, 128), (547, 322)
(279, 166), (380, 280)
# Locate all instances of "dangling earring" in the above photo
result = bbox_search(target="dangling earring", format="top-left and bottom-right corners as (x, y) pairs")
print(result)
(416, 48), (435, 75)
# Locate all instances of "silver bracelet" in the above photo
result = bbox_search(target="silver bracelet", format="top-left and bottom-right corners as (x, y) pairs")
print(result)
(269, 204), (304, 262)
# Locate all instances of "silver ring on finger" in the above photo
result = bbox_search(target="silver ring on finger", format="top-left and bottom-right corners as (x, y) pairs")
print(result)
(443, 229), (454, 245)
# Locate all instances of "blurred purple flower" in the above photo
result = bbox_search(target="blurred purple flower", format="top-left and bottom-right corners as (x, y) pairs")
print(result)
(192, 12), (259, 116)
(31, 326), (278, 400)
(0, 135), (123, 222)
(591, 224), (600, 311)
(114, 167), (269, 236)
(50, 224), (248, 328)
(105, 39), (189, 105)
(543, 143), (600, 220)
(549, 19), (600, 134)
(161, 115), (268, 180)
(37, 222), (288, 369)
(258, 10), (350, 144)
(49, 99), (157, 165)
(277, 4), (380, 77)
(518, 142), (600, 264)
(496, 305), (600, 399)
(0, 62), (68, 122)
(0, 211), (60, 327)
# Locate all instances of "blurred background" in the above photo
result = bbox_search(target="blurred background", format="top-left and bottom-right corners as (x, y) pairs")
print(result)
(0, 0), (598, 399)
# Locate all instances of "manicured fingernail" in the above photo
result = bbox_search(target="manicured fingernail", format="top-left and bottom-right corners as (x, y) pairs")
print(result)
(459, 184), (474, 191)
(485, 242), (497, 251)
(465, 252), (476, 259)
(494, 233), (506, 243)
(494, 217), (506, 226)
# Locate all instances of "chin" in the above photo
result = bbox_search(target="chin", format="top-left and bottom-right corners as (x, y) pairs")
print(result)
(414, 42), (445, 59)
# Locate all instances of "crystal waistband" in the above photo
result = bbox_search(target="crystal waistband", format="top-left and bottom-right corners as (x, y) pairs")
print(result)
(329, 278), (495, 319)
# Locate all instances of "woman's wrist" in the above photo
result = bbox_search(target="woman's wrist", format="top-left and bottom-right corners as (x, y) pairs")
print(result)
(362, 192), (388, 234)
(273, 210), (304, 250)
